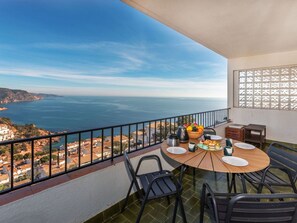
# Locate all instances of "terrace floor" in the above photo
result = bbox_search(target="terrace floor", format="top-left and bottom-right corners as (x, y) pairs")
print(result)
(87, 145), (294, 223)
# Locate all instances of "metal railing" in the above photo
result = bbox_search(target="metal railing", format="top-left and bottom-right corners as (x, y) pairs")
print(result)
(0, 108), (229, 194)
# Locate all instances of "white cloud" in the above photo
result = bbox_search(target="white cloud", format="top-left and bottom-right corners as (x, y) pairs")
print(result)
(0, 41), (227, 97)
(0, 65), (227, 98)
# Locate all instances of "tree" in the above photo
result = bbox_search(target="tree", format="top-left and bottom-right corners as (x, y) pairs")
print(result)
(35, 151), (46, 157)
(40, 155), (50, 164)
(0, 148), (7, 155)
(13, 154), (23, 161)
(23, 153), (31, 160)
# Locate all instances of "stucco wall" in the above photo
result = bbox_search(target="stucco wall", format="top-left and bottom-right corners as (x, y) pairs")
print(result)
(228, 50), (297, 144)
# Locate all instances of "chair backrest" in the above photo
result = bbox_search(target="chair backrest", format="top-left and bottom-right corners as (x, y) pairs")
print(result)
(123, 150), (142, 196)
(267, 142), (297, 180)
(226, 193), (297, 223)
(203, 128), (216, 135)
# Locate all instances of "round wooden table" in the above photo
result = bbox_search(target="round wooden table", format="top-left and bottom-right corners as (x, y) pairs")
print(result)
(161, 139), (270, 192)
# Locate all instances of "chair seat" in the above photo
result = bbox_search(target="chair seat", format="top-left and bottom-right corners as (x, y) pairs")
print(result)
(243, 170), (290, 187)
(139, 170), (177, 199)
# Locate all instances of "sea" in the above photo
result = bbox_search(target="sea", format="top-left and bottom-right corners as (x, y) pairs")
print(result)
(0, 96), (227, 132)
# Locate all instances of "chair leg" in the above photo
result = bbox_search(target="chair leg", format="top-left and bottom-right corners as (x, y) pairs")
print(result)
(172, 196), (179, 223)
(257, 183), (264, 194)
(121, 181), (134, 212)
(200, 187), (206, 223)
(192, 168), (196, 187)
(167, 196), (171, 205)
(178, 193), (187, 223)
(136, 198), (147, 223)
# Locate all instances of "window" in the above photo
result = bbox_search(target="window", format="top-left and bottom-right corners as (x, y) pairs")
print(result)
(234, 65), (297, 111)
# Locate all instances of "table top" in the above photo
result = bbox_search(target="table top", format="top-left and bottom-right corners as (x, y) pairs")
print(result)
(160, 139), (270, 173)
(245, 124), (266, 131)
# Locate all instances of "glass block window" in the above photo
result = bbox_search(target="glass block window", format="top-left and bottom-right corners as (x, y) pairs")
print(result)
(235, 65), (297, 111)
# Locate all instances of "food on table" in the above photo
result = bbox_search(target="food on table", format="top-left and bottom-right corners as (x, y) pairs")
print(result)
(198, 140), (221, 150)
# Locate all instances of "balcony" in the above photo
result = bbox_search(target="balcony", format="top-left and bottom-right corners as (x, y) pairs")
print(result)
(0, 109), (231, 222)
(1, 1), (297, 223)
(0, 106), (295, 223)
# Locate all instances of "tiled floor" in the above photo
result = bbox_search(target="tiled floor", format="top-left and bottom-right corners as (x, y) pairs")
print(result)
(100, 166), (293, 223)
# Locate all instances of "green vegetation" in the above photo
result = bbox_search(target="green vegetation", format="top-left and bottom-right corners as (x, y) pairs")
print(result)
(23, 153), (31, 160)
(40, 155), (50, 164)
(0, 117), (12, 125)
(13, 154), (23, 161)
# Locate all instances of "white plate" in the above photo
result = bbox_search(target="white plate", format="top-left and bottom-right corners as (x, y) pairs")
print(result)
(167, 147), (187, 154)
(234, 142), (255, 150)
(222, 156), (249, 166)
(210, 135), (223, 140)
(198, 145), (223, 151)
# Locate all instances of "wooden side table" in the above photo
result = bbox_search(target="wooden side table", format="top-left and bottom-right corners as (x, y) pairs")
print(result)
(225, 125), (245, 141)
(244, 124), (266, 148)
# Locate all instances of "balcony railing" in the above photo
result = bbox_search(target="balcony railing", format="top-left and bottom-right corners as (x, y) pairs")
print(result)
(0, 108), (229, 194)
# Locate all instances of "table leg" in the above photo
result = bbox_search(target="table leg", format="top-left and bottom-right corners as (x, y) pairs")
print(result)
(227, 173), (232, 193)
(239, 173), (247, 193)
(227, 173), (237, 193)
(179, 165), (187, 184)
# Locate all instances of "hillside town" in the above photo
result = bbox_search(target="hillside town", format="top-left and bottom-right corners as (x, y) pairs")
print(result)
(0, 121), (172, 190)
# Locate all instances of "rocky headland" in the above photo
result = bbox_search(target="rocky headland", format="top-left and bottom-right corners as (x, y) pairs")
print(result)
(0, 87), (59, 104)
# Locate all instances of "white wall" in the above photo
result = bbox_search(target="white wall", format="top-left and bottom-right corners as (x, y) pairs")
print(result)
(228, 50), (297, 144)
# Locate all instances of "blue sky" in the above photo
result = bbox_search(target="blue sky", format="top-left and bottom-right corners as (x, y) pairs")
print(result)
(0, 0), (227, 98)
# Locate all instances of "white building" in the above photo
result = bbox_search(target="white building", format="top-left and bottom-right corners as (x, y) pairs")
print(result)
(0, 124), (14, 142)
(131, 130), (148, 145)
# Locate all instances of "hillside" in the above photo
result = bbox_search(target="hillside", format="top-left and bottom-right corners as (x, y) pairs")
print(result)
(0, 117), (51, 139)
(0, 88), (59, 104)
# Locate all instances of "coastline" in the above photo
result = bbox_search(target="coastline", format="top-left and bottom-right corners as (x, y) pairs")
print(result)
(0, 107), (8, 111)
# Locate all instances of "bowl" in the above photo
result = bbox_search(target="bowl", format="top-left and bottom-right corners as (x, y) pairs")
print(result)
(187, 130), (203, 139)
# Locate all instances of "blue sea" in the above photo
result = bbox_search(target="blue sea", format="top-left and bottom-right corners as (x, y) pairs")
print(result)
(1, 96), (227, 132)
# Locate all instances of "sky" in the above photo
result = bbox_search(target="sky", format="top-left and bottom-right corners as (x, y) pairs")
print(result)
(0, 0), (227, 98)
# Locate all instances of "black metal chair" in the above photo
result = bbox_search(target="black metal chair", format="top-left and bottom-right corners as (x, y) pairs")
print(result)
(200, 183), (297, 223)
(241, 142), (297, 193)
(122, 150), (187, 223)
(203, 128), (217, 135)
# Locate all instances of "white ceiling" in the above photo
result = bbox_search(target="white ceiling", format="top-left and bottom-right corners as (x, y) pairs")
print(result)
(122, 0), (297, 58)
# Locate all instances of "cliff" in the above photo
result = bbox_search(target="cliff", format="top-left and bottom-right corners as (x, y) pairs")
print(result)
(0, 88), (43, 104)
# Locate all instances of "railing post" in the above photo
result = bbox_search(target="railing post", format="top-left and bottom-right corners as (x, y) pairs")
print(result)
(111, 128), (114, 162)
(101, 130), (104, 160)
(49, 137), (52, 177)
(78, 133), (81, 167)
(120, 127), (123, 155)
(142, 123), (145, 149)
(90, 131), (93, 164)
(10, 143), (14, 189)
(148, 121), (151, 146)
(65, 135), (68, 172)
(32, 140), (35, 181)
(128, 125), (131, 153)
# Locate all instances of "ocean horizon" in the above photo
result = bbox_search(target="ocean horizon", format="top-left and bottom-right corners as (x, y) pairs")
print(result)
(0, 96), (227, 132)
